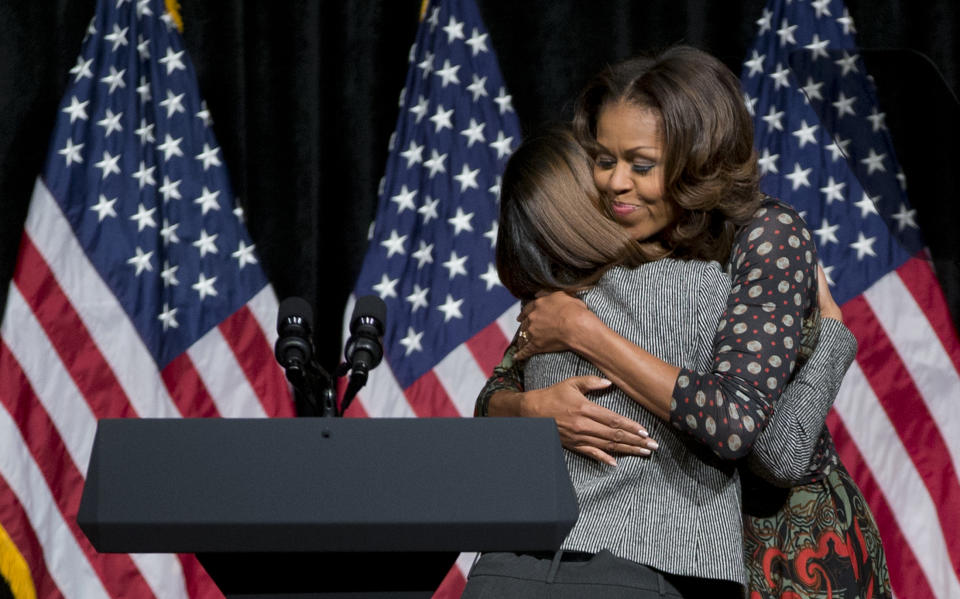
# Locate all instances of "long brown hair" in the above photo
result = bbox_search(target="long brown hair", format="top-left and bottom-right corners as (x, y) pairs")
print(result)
(573, 45), (762, 263)
(496, 126), (646, 300)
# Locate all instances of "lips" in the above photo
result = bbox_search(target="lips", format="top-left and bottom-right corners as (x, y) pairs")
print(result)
(610, 200), (640, 216)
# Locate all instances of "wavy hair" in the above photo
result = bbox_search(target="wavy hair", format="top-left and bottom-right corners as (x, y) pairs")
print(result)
(572, 45), (762, 262)
(495, 125), (647, 300)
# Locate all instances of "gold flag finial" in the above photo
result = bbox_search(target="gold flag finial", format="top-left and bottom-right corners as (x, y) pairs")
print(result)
(419, 0), (429, 22)
(0, 523), (37, 599)
(165, 0), (184, 32)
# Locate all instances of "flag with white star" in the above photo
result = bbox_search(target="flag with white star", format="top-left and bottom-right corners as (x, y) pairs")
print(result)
(345, 0), (520, 419)
(0, 0), (293, 597)
(742, 0), (960, 595)
(342, 0), (521, 593)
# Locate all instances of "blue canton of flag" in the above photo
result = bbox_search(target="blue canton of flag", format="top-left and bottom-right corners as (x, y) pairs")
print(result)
(347, 0), (521, 419)
(742, 1), (960, 597)
(0, 1), (292, 597)
(742, 0), (922, 305)
(47, 0), (266, 367)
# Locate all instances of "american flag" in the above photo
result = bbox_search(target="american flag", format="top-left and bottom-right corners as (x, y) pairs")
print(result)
(0, 0), (293, 597)
(341, 0), (521, 593)
(741, 0), (960, 596)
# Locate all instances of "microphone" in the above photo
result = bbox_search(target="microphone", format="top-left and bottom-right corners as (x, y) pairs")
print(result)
(341, 295), (387, 412)
(275, 297), (337, 416)
(274, 296), (315, 375)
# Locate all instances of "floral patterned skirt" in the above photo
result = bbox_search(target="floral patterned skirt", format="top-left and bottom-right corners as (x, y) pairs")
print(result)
(742, 463), (892, 599)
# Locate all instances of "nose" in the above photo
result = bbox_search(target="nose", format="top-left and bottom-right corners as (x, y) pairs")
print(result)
(605, 163), (633, 196)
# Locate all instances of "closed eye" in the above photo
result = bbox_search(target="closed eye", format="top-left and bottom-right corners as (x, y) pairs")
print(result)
(595, 156), (616, 170)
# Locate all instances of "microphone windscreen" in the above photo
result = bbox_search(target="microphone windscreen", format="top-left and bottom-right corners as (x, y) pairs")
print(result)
(277, 296), (314, 332)
(351, 295), (386, 332)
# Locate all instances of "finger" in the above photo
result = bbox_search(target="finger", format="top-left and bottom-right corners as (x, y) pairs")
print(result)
(515, 301), (529, 323)
(564, 415), (652, 449)
(574, 445), (617, 467)
(579, 402), (655, 444)
(575, 431), (656, 455)
(573, 437), (653, 461)
(603, 440), (653, 456)
(513, 339), (536, 361)
(514, 324), (528, 341)
(518, 302), (534, 321)
(519, 295), (548, 320)
(570, 375), (614, 393)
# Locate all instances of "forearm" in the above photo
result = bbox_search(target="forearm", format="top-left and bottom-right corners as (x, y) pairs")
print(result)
(474, 343), (524, 418)
(747, 318), (857, 485)
(478, 311), (655, 463)
(567, 310), (677, 421)
(486, 389), (525, 417)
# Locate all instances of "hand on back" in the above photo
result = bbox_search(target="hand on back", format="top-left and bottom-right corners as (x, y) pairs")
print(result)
(519, 375), (657, 466)
(817, 265), (843, 322)
(514, 291), (595, 361)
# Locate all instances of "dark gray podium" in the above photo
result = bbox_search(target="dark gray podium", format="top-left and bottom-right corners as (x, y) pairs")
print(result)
(77, 417), (578, 598)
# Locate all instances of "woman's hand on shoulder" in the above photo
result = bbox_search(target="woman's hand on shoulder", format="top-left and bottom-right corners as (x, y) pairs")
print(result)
(817, 265), (843, 322)
(520, 375), (657, 467)
(514, 291), (596, 361)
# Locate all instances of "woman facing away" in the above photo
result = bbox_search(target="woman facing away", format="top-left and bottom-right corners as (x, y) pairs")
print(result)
(471, 46), (890, 598)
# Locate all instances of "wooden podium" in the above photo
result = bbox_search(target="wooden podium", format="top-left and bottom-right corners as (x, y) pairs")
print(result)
(77, 417), (578, 598)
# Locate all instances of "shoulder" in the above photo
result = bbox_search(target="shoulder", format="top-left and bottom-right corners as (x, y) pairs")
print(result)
(599, 260), (727, 304)
(729, 196), (815, 270)
(613, 258), (725, 283)
(606, 259), (689, 281)
(697, 259), (729, 290)
(741, 196), (808, 233)
(654, 259), (729, 310)
(673, 258), (727, 285)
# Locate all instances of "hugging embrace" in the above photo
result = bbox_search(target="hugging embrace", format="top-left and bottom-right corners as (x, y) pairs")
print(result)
(466, 46), (891, 599)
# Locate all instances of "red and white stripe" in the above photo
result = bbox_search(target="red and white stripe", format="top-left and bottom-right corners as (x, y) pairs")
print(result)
(0, 178), (293, 598)
(350, 299), (518, 419)
(831, 257), (960, 597)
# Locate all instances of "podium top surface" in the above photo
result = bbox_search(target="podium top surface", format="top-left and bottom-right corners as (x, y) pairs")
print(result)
(78, 417), (578, 554)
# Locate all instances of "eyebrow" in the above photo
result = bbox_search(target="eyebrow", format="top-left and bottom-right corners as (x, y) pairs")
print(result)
(594, 140), (659, 154)
(601, 145), (660, 157)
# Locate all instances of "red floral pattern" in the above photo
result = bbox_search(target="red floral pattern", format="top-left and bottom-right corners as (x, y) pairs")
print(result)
(743, 462), (892, 598)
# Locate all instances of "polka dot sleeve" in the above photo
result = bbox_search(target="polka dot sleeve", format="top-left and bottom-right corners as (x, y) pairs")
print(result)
(669, 200), (818, 460)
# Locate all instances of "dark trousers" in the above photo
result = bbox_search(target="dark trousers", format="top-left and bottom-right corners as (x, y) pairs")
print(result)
(461, 550), (742, 599)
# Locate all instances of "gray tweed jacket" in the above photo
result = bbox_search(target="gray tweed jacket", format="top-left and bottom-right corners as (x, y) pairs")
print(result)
(524, 259), (857, 587)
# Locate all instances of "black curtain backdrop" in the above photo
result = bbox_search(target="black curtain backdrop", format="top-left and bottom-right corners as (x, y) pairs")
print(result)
(1, 1), (958, 376)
